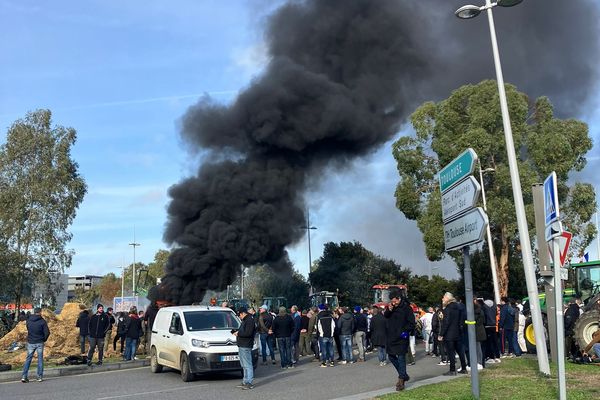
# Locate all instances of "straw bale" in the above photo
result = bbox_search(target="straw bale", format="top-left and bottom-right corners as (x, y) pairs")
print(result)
(0, 303), (87, 360)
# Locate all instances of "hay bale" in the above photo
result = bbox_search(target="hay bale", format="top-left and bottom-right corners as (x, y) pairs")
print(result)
(0, 303), (87, 358)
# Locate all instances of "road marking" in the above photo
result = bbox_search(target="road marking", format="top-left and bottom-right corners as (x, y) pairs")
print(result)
(96, 384), (208, 400)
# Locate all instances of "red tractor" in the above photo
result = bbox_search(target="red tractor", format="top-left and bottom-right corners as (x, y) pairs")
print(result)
(372, 284), (424, 317)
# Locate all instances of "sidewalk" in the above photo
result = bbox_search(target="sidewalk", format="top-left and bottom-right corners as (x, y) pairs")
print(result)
(0, 359), (149, 383)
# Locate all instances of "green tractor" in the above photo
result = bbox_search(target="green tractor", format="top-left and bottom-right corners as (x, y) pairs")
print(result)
(523, 260), (600, 353)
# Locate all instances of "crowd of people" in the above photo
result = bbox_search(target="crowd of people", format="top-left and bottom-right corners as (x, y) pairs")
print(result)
(7, 291), (598, 389)
(75, 303), (159, 366)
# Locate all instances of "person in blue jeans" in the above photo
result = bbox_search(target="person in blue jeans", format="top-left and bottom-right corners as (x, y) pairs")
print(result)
(336, 307), (355, 363)
(317, 304), (336, 367)
(123, 307), (143, 361)
(257, 305), (276, 365)
(272, 307), (294, 369)
(21, 307), (50, 383)
(234, 307), (256, 390)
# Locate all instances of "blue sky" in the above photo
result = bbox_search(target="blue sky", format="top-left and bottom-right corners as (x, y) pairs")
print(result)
(1, 1), (598, 282)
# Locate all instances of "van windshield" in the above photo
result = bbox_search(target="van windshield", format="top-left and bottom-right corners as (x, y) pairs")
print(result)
(183, 311), (241, 331)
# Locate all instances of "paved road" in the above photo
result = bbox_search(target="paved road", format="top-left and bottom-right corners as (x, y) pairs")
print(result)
(1, 350), (449, 400)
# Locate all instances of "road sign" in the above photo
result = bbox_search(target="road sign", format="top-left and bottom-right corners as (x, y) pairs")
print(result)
(545, 220), (563, 242)
(439, 148), (478, 193)
(548, 231), (572, 267)
(442, 176), (481, 222)
(544, 172), (559, 226)
(560, 267), (569, 281)
(444, 207), (489, 251)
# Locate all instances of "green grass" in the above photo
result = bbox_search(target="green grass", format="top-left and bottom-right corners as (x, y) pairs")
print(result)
(380, 358), (600, 400)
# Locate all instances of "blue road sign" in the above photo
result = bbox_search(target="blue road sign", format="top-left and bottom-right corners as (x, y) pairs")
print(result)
(544, 171), (559, 226)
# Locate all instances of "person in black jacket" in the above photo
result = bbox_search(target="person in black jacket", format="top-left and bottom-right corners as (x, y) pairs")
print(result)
(440, 292), (467, 375)
(144, 302), (159, 351)
(337, 307), (355, 364)
(272, 307), (294, 369)
(354, 306), (368, 362)
(317, 305), (336, 367)
(76, 309), (90, 355)
(113, 312), (127, 354)
(384, 289), (415, 391)
(123, 306), (143, 361)
(104, 307), (116, 354)
(87, 304), (110, 366)
(564, 298), (581, 359)
(234, 307), (256, 390)
(21, 307), (50, 383)
(370, 307), (387, 366)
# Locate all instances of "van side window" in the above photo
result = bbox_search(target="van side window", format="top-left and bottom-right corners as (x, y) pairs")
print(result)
(169, 313), (182, 334)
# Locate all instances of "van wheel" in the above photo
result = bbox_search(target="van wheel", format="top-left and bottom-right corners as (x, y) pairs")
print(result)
(150, 347), (163, 373)
(180, 353), (194, 382)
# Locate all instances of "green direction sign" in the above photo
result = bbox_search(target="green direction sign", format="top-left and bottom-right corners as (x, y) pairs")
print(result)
(439, 148), (478, 193)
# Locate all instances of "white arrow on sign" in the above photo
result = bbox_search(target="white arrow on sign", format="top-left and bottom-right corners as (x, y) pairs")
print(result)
(444, 207), (489, 252)
(441, 176), (481, 222)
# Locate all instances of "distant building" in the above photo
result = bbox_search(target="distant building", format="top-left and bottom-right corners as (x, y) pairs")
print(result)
(32, 273), (69, 311)
(68, 275), (103, 300)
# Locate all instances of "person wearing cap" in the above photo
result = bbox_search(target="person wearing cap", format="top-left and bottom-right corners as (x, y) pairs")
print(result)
(257, 305), (276, 365)
(353, 305), (368, 361)
(87, 304), (110, 366)
(21, 307), (50, 383)
(234, 307), (256, 390)
(384, 288), (415, 391)
(317, 304), (336, 367)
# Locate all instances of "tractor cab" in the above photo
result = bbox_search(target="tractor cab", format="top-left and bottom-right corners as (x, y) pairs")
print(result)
(572, 261), (600, 309)
(372, 284), (408, 309)
(262, 297), (287, 312)
(310, 291), (339, 309)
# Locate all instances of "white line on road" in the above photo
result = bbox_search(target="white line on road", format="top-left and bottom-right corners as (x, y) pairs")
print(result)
(95, 384), (208, 400)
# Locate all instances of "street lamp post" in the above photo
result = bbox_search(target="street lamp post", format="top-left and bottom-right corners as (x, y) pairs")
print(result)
(300, 210), (317, 292)
(301, 210), (317, 272)
(455, 0), (550, 377)
(129, 228), (140, 295)
(478, 161), (501, 305)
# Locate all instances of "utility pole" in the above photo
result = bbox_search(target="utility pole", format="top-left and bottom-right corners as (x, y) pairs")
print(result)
(129, 227), (140, 295)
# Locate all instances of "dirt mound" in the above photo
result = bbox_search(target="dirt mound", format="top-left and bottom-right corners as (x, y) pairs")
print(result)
(0, 303), (88, 364)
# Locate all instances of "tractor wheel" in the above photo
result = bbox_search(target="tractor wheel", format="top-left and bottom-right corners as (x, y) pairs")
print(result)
(574, 309), (600, 351)
(524, 314), (549, 354)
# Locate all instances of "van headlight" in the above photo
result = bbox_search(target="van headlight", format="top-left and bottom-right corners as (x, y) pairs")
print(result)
(191, 339), (210, 348)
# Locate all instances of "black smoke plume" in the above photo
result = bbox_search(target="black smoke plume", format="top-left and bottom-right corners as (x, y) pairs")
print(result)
(152, 0), (599, 305)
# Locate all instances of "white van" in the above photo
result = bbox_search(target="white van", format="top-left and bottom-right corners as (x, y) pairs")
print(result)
(150, 305), (258, 381)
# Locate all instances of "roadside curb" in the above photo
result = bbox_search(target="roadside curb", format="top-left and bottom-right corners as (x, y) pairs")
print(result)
(0, 359), (149, 383)
(331, 374), (462, 400)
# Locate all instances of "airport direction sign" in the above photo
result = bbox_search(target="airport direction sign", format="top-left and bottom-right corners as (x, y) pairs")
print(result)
(441, 176), (481, 222)
(439, 148), (478, 193)
(444, 207), (489, 251)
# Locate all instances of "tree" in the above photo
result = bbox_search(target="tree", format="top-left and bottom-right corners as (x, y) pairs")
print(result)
(407, 274), (461, 309)
(0, 110), (87, 317)
(310, 241), (410, 306)
(97, 273), (122, 304)
(393, 81), (596, 297)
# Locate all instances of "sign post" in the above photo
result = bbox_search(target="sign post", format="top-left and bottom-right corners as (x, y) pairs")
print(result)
(440, 148), (484, 400)
(544, 171), (566, 400)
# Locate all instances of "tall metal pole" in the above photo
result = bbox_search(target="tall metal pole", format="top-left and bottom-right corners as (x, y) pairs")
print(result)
(478, 161), (501, 305)
(552, 238), (567, 400)
(241, 264), (244, 299)
(129, 228), (140, 296)
(596, 210), (600, 261)
(463, 245), (480, 400)
(484, 0), (550, 375)
(307, 210), (313, 273)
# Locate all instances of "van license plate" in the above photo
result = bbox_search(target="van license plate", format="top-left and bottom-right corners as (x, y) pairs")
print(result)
(221, 355), (239, 361)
